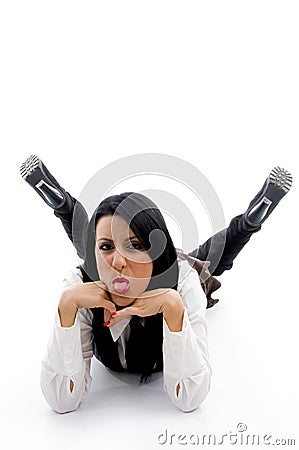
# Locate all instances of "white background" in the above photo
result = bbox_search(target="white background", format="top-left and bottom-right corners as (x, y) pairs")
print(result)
(1, 1), (298, 449)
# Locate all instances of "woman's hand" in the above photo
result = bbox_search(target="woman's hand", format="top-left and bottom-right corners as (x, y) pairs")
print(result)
(58, 281), (116, 327)
(106, 288), (185, 332)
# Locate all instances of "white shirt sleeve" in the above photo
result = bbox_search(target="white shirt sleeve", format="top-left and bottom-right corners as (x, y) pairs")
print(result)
(162, 261), (212, 412)
(40, 269), (94, 414)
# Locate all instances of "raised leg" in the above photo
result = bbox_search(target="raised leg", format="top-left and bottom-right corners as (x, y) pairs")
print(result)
(188, 166), (292, 276)
(20, 155), (88, 260)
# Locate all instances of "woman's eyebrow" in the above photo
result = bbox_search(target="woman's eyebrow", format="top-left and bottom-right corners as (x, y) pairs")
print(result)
(96, 235), (137, 242)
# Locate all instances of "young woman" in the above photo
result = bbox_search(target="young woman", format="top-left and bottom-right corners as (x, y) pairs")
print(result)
(20, 156), (292, 414)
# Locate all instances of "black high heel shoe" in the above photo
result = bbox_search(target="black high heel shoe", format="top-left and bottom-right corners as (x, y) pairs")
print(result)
(244, 166), (293, 227)
(20, 154), (67, 209)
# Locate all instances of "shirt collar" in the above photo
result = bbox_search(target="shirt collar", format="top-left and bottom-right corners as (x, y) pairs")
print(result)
(109, 315), (132, 342)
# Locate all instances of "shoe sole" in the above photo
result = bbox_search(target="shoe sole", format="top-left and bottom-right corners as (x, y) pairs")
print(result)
(20, 154), (40, 180)
(268, 166), (292, 194)
(20, 154), (66, 209)
(245, 166), (292, 226)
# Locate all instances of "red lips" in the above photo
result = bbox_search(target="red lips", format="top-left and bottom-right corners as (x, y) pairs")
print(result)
(112, 277), (130, 294)
(112, 277), (129, 283)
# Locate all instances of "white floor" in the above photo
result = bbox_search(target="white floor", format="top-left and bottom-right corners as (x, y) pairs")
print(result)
(1, 2), (299, 449)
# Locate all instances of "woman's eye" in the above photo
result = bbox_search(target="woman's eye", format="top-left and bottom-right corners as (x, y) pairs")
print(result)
(128, 242), (144, 250)
(99, 243), (113, 251)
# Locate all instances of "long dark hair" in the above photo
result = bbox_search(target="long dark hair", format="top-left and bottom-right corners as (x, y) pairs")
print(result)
(80, 192), (179, 382)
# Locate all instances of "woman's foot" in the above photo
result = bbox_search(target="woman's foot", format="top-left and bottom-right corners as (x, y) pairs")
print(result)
(244, 166), (292, 227)
(20, 154), (67, 209)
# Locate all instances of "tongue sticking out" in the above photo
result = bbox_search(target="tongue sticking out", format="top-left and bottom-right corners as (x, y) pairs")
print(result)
(113, 281), (130, 294)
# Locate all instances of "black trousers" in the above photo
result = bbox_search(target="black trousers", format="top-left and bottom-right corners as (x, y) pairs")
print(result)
(54, 191), (262, 277)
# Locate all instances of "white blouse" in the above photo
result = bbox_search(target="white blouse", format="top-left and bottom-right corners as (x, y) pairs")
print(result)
(40, 260), (212, 413)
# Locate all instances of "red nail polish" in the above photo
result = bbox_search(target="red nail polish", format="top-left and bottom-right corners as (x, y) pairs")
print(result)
(110, 312), (117, 317)
(103, 320), (110, 327)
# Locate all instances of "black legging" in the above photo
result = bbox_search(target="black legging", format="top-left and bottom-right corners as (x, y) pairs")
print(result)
(54, 188), (262, 277)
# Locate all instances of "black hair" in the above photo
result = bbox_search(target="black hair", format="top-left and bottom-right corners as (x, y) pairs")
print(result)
(80, 192), (179, 383)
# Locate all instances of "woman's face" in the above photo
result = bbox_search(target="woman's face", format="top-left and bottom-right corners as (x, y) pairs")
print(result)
(95, 214), (153, 308)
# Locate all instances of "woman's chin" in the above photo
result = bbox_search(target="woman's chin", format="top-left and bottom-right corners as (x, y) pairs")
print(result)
(110, 292), (137, 308)
(108, 284), (148, 307)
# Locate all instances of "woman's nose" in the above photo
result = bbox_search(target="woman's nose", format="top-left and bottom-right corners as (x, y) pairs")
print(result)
(111, 247), (127, 271)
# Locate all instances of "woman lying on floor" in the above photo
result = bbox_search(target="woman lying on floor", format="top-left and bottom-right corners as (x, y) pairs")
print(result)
(20, 156), (292, 413)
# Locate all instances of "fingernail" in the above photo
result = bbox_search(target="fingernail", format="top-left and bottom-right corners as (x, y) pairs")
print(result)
(110, 312), (117, 317)
(103, 320), (110, 327)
